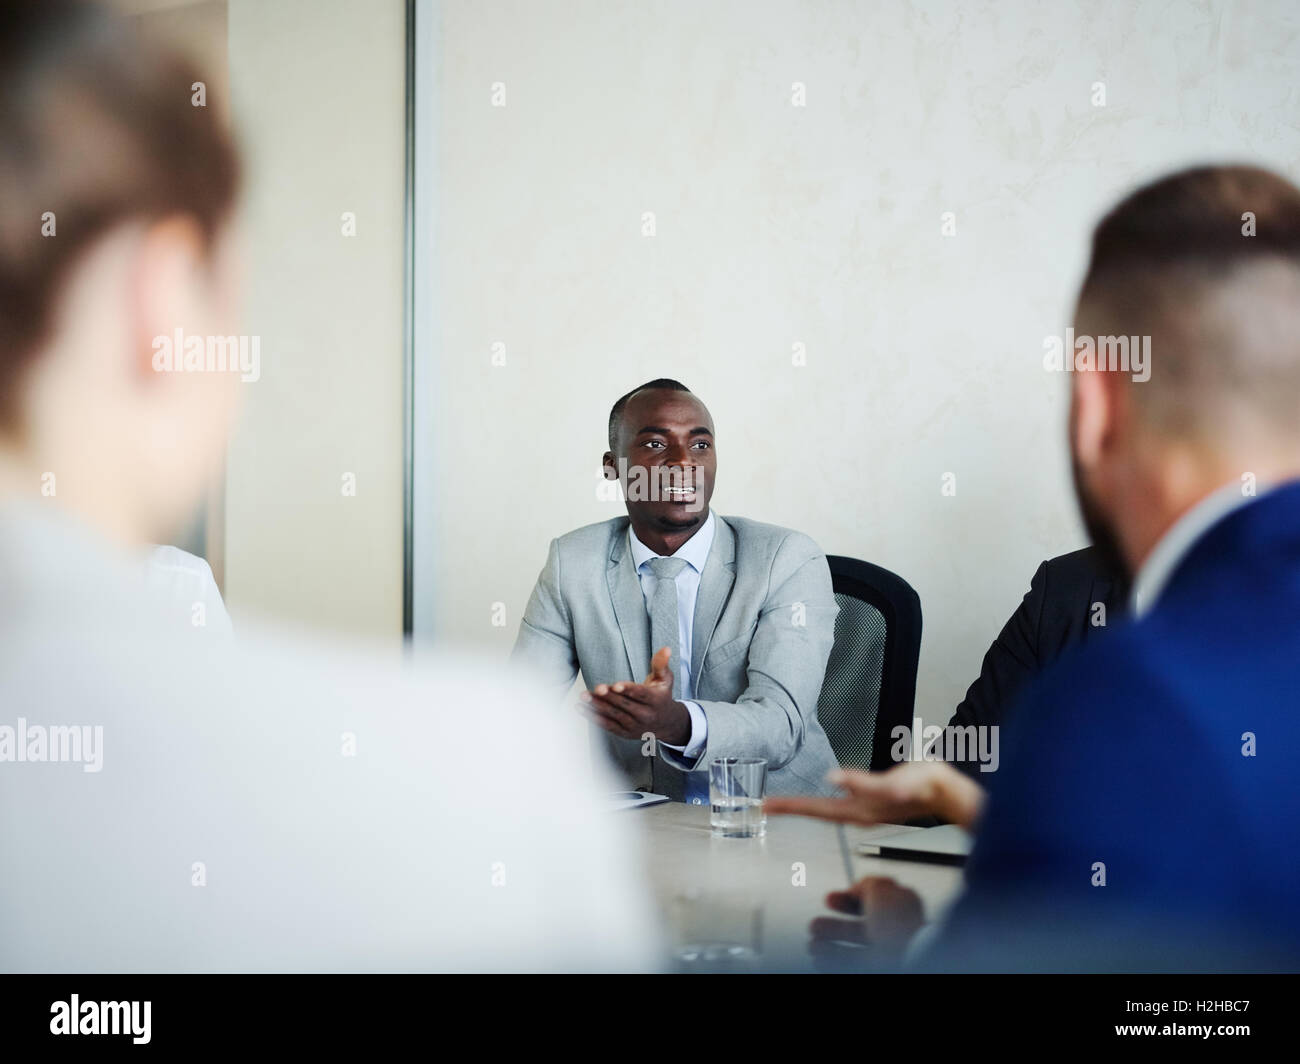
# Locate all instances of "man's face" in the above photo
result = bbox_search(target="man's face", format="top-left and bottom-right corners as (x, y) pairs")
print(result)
(604, 388), (716, 533)
(1070, 454), (1130, 583)
(140, 221), (246, 540)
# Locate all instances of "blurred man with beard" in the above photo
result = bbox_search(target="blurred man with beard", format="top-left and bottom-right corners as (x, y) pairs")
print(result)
(512, 379), (840, 802)
(936, 165), (1300, 969)
(772, 165), (1300, 971)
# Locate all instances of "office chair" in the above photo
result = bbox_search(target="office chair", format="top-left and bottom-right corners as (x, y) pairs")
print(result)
(816, 555), (922, 773)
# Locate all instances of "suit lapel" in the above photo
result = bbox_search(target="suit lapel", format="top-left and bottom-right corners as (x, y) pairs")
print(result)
(607, 522), (651, 681)
(691, 514), (737, 690)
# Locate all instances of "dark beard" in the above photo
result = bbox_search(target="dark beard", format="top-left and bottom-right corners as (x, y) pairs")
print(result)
(1071, 456), (1132, 590)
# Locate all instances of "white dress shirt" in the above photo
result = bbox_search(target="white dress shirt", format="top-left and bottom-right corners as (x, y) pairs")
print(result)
(1129, 480), (1261, 617)
(144, 545), (234, 636)
(627, 510), (716, 762)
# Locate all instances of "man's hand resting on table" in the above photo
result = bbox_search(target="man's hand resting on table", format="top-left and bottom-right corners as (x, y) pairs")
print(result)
(764, 760), (987, 830)
(810, 876), (927, 963)
(579, 645), (692, 748)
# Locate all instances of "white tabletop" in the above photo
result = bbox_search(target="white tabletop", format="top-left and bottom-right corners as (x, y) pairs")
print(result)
(632, 801), (966, 971)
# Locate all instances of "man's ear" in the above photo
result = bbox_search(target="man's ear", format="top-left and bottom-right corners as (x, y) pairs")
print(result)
(602, 451), (619, 480)
(1070, 368), (1116, 472)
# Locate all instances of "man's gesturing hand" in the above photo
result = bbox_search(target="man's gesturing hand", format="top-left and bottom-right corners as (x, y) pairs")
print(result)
(579, 645), (692, 747)
(764, 761), (987, 831)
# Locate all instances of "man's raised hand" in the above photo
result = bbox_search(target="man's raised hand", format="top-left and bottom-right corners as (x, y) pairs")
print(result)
(578, 645), (691, 746)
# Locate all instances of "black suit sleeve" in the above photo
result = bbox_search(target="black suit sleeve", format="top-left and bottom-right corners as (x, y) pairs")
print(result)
(945, 560), (1048, 777)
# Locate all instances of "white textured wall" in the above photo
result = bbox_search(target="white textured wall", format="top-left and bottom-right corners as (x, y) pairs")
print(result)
(428, 0), (1300, 725)
(224, 0), (407, 636)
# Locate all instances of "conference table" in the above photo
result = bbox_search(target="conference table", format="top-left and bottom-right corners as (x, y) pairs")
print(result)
(634, 801), (966, 972)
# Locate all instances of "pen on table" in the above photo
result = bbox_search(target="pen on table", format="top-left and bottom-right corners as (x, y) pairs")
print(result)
(836, 822), (856, 889)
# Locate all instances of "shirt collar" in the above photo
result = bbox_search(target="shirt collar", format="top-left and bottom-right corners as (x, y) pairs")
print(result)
(628, 510), (716, 575)
(1129, 481), (1258, 617)
(0, 499), (175, 627)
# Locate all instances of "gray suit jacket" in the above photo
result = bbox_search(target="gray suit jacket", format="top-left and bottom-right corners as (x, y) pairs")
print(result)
(512, 513), (840, 799)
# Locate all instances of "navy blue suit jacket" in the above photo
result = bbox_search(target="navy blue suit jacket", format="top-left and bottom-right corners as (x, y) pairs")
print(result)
(930, 483), (1300, 972)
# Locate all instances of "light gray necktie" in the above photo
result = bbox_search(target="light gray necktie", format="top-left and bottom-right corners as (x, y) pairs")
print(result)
(647, 556), (689, 695)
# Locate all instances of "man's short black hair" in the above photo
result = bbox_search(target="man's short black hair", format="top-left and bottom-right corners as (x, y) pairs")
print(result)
(1082, 164), (1300, 292)
(1077, 164), (1300, 438)
(607, 378), (692, 451)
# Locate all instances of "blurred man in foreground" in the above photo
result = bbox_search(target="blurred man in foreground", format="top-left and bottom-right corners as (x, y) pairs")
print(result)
(0, 1), (656, 972)
(772, 164), (1300, 971)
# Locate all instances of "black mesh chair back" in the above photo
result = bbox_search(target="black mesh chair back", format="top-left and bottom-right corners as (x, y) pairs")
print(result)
(816, 556), (922, 772)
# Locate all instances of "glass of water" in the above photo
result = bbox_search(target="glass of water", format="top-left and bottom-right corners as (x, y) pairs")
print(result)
(709, 757), (767, 837)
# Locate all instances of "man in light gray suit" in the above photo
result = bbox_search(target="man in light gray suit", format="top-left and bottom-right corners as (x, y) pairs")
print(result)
(512, 379), (840, 801)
